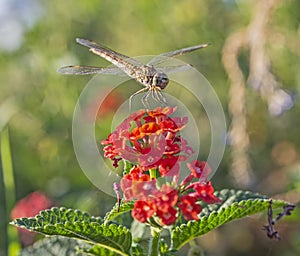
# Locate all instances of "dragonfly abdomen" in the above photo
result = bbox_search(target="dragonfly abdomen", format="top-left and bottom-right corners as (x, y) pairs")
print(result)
(89, 48), (136, 74)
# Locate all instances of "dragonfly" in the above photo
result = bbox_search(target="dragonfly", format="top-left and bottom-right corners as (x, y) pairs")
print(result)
(58, 38), (209, 109)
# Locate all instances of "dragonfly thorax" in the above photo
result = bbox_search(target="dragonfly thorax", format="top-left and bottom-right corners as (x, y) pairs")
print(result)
(137, 66), (169, 89)
(152, 72), (169, 89)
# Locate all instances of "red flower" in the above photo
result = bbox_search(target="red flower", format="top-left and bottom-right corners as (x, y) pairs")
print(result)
(178, 194), (202, 221)
(158, 155), (180, 179)
(120, 166), (156, 201)
(153, 185), (178, 212)
(156, 206), (178, 225)
(193, 181), (222, 204)
(127, 182), (180, 225)
(11, 191), (53, 220)
(101, 107), (191, 172)
(187, 160), (211, 179)
(132, 200), (156, 223)
(181, 160), (212, 186)
(103, 107), (222, 226)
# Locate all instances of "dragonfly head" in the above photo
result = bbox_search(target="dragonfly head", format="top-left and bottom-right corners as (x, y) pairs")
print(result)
(154, 72), (169, 89)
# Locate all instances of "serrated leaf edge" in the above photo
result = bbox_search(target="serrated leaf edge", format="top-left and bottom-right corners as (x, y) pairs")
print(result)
(172, 197), (287, 250)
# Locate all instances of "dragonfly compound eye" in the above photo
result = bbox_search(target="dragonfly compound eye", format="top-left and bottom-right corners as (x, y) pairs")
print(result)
(155, 72), (169, 89)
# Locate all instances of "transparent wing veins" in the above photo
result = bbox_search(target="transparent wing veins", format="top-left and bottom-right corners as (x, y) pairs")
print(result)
(57, 66), (126, 76)
(148, 43), (210, 66)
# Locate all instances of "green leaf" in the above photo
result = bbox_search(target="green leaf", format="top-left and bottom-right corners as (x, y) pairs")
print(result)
(199, 189), (269, 216)
(11, 207), (132, 256)
(104, 200), (134, 222)
(131, 244), (148, 256)
(80, 245), (126, 256)
(171, 189), (288, 250)
(20, 236), (89, 256)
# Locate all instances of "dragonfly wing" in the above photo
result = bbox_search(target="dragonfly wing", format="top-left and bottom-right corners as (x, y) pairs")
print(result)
(148, 43), (210, 65)
(76, 38), (142, 68)
(156, 64), (193, 74)
(57, 66), (127, 76)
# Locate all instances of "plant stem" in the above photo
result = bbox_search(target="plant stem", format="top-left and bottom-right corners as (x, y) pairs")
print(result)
(1, 128), (16, 211)
(148, 226), (161, 256)
(149, 168), (157, 179)
(0, 128), (16, 256)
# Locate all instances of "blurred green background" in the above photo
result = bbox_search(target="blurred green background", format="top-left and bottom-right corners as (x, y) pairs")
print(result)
(0, 0), (299, 255)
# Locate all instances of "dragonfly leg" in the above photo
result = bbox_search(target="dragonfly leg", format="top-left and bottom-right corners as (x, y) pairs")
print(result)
(150, 88), (163, 105)
(153, 87), (167, 106)
(150, 89), (157, 103)
(142, 89), (152, 109)
(129, 87), (148, 111)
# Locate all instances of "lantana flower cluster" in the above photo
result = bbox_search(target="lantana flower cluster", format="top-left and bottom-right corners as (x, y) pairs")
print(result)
(101, 107), (221, 226)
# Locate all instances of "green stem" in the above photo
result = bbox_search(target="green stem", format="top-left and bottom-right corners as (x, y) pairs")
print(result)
(148, 227), (161, 256)
(149, 168), (157, 179)
(0, 128), (16, 256)
(1, 128), (16, 210)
